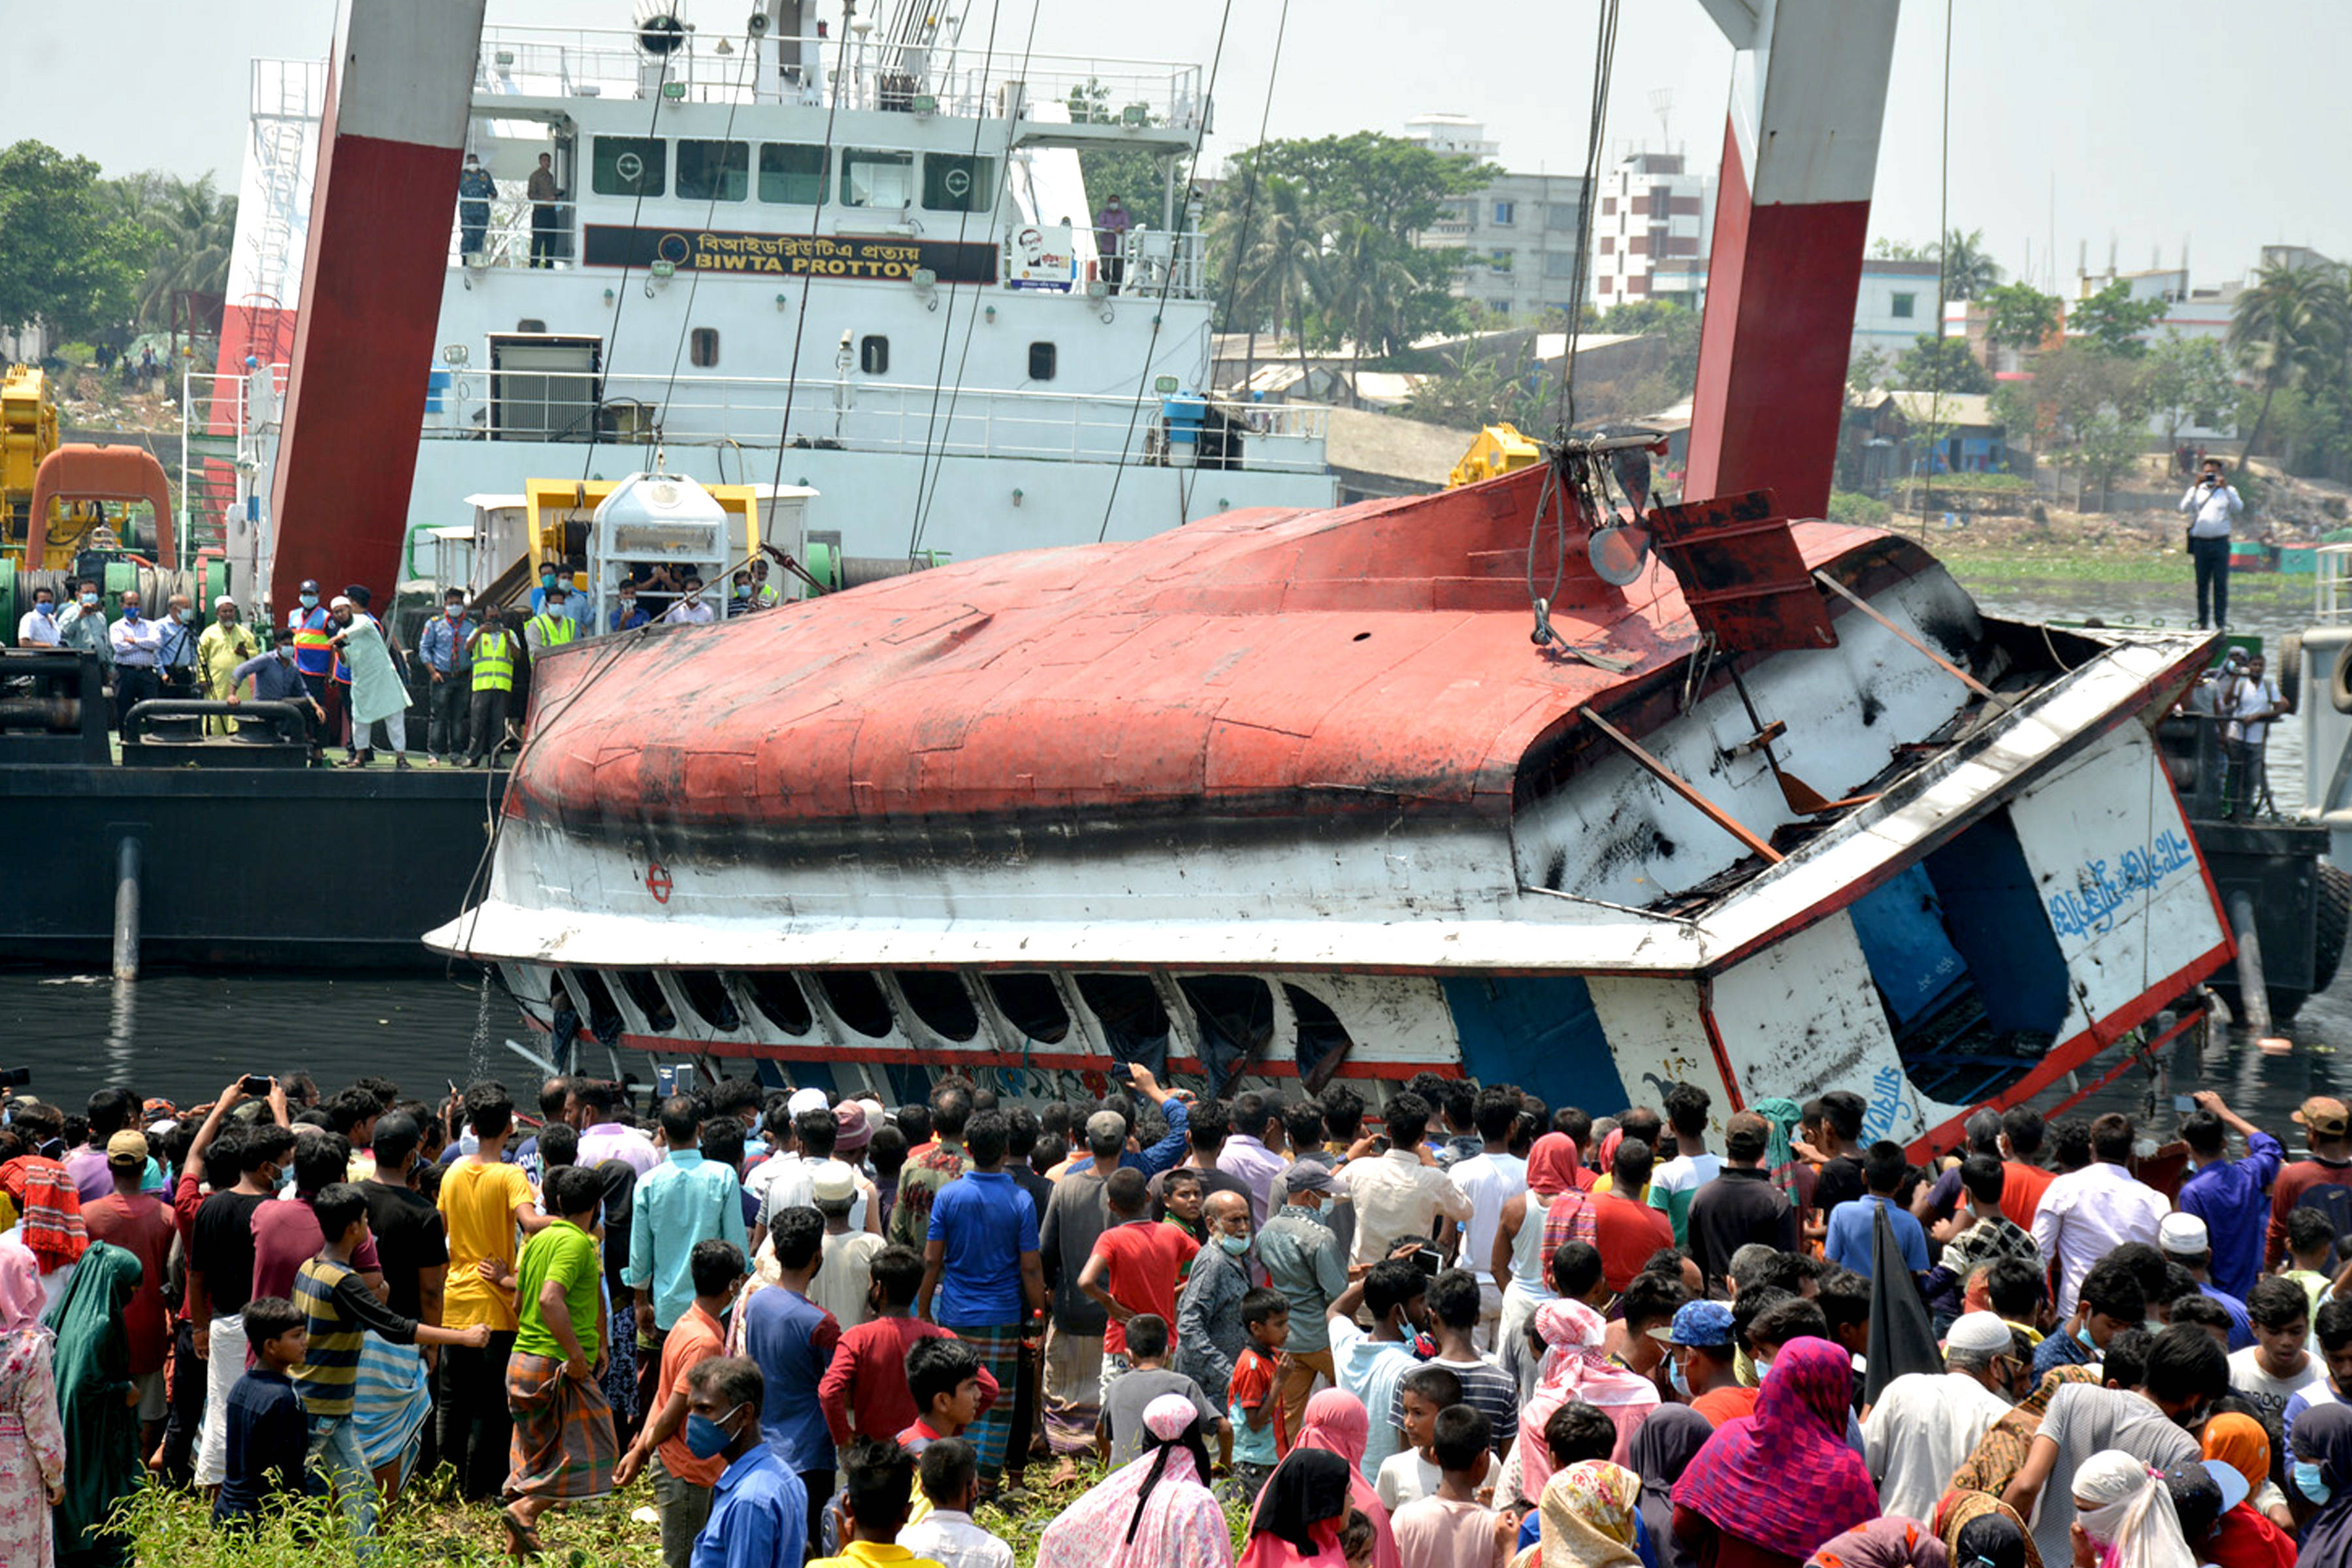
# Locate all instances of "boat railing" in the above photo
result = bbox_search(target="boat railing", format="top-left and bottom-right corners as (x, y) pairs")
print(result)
(475, 24), (1205, 129)
(416, 367), (1329, 473)
(2317, 543), (2352, 623)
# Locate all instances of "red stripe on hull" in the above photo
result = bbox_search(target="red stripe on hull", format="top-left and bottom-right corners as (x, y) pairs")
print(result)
(1686, 125), (1872, 523)
(269, 116), (459, 610)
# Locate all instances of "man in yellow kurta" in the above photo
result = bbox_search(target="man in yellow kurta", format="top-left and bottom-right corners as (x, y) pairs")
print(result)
(195, 596), (258, 734)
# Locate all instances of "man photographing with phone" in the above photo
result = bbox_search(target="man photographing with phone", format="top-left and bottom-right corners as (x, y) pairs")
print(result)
(2180, 456), (2245, 630)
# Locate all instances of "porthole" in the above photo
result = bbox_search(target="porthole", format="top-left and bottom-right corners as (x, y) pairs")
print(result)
(561, 968), (625, 1039)
(896, 970), (979, 1042)
(859, 335), (889, 374)
(689, 327), (719, 367)
(742, 971), (814, 1035)
(1028, 341), (1056, 381)
(987, 973), (1070, 1044)
(820, 970), (894, 1038)
(615, 970), (677, 1032)
(676, 970), (742, 1032)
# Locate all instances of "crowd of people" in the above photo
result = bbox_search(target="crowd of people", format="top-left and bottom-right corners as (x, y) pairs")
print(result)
(11, 555), (791, 766)
(0, 1064), (2349, 1568)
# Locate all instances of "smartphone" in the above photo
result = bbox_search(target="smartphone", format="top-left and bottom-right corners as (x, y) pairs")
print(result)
(1410, 1245), (1443, 1277)
(655, 1064), (676, 1098)
(240, 1074), (272, 1095)
(2172, 1094), (2197, 1114)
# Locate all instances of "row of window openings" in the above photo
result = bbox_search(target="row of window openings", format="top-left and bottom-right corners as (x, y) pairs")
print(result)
(559, 967), (1350, 1055)
(685, 329), (1056, 381)
(1443, 200), (1582, 231)
(591, 137), (996, 214)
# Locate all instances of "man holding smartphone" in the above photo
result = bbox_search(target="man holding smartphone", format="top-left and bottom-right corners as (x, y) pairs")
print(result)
(2180, 457), (2245, 629)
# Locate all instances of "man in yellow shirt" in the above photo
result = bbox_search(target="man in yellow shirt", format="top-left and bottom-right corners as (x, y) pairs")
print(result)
(434, 1080), (553, 1500)
(804, 1437), (945, 1568)
(196, 598), (257, 734)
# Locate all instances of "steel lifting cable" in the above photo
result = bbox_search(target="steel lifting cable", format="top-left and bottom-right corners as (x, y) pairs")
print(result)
(1092, 0), (1239, 545)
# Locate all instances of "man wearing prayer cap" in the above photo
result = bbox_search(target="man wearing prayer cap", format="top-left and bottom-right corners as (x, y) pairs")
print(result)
(197, 593), (257, 733)
(1861, 1309), (2026, 1518)
(2159, 1210), (2256, 1351)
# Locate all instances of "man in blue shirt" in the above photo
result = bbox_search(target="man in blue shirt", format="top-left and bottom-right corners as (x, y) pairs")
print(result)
(918, 1109), (1043, 1491)
(1823, 1141), (1929, 1281)
(628, 1097), (750, 1421)
(417, 587), (475, 763)
(744, 1208), (840, 1557)
(690, 1356), (808, 1568)
(2176, 1091), (2284, 1301)
(608, 583), (651, 635)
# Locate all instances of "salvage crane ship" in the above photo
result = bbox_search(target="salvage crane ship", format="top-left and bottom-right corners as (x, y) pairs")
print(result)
(428, 0), (2237, 1154)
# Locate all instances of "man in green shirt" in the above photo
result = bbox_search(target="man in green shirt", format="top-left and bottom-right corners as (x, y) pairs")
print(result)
(502, 1166), (618, 1554)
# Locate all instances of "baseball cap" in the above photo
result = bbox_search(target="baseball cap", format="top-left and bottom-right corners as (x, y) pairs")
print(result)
(832, 1101), (872, 1154)
(106, 1130), (150, 1169)
(2201, 1457), (2250, 1516)
(1084, 1110), (1128, 1145)
(1281, 1160), (1335, 1196)
(299, 579), (319, 592)
(2159, 1211), (2210, 1256)
(2294, 1096), (2350, 1137)
(1944, 1311), (2013, 1355)
(1649, 1299), (1734, 1347)
(812, 1164), (857, 1203)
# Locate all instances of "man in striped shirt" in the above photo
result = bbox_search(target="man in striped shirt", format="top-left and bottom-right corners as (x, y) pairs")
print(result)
(293, 1183), (489, 1545)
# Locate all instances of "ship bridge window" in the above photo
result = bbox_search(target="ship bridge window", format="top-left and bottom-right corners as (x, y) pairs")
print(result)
(923, 153), (996, 214)
(896, 971), (979, 1042)
(742, 971), (815, 1035)
(860, 335), (889, 374)
(841, 148), (915, 208)
(759, 143), (830, 205)
(819, 970), (895, 1038)
(1179, 977), (1275, 1098)
(676, 970), (742, 1032)
(690, 328), (719, 367)
(986, 973), (1071, 1043)
(591, 135), (666, 197)
(1076, 973), (1169, 1080)
(678, 140), (749, 202)
(615, 970), (677, 1033)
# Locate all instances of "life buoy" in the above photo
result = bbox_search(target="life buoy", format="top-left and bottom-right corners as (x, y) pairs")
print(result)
(2331, 642), (2352, 715)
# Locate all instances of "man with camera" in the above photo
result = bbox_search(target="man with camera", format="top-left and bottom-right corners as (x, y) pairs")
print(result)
(2215, 648), (2287, 819)
(2180, 457), (2245, 629)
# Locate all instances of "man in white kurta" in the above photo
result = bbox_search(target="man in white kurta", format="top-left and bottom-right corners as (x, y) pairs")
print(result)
(329, 593), (410, 767)
(1859, 1311), (2020, 1519)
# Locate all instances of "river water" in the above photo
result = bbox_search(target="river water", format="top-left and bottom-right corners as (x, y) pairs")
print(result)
(1, 580), (2344, 1138)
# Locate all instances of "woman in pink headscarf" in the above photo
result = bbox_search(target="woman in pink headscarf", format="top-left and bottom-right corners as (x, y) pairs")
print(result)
(1517, 1298), (1660, 1497)
(0, 1235), (65, 1567)
(1249, 1390), (1403, 1568)
(1035, 1392), (1232, 1568)
(1494, 1135), (1583, 1362)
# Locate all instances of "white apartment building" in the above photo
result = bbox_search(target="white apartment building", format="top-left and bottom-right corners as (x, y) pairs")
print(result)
(1403, 114), (1588, 321)
(1591, 149), (1714, 306)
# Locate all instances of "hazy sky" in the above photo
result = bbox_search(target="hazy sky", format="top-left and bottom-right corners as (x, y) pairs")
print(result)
(7, 0), (2344, 289)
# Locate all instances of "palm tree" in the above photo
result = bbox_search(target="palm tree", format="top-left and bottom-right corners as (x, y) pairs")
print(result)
(1224, 177), (1324, 399)
(2229, 261), (2349, 465)
(1939, 228), (2001, 301)
(1316, 215), (1416, 402)
(112, 172), (238, 350)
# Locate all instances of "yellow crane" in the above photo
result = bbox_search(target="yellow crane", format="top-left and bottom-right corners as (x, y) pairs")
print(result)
(1446, 421), (1543, 490)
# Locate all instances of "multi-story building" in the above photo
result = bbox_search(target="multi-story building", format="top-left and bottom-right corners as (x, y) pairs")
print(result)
(1402, 114), (1588, 321)
(1590, 149), (1713, 306)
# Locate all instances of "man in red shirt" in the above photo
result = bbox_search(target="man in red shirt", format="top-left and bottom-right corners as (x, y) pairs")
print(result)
(1079, 1167), (1201, 1398)
(818, 1245), (998, 1448)
(250, 1132), (383, 1302)
(1998, 1107), (2057, 1230)
(83, 1130), (176, 1463)
(616, 1238), (744, 1568)
(2266, 1096), (2352, 1267)
(1569, 1138), (1676, 1292)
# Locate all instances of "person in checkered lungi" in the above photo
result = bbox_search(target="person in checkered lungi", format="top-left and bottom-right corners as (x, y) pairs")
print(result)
(502, 1169), (620, 1556)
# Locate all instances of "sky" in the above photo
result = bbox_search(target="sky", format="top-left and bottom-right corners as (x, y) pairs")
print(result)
(5, 0), (2346, 290)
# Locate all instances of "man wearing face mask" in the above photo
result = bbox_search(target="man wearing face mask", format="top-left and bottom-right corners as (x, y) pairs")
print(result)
(417, 589), (475, 764)
(229, 632), (327, 758)
(609, 583), (651, 635)
(616, 1239), (745, 1568)
(687, 1356), (808, 1568)
(286, 578), (340, 749)
(464, 609), (519, 768)
(54, 578), (112, 669)
(155, 593), (199, 698)
(16, 584), (61, 647)
(1173, 1188), (1252, 1409)
(197, 598), (256, 734)
(108, 590), (163, 729)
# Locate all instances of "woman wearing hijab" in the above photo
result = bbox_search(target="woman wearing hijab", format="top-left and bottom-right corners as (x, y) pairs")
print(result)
(1243, 1448), (1356, 1568)
(1950, 1365), (2099, 1497)
(1511, 1460), (1643, 1568)
(1495, 1136), (1579, 1362)
(1275, 1390), (1405, 1568)
(1933, 1492), (2039, 1568)
(2068, 1450), (2195, 1568)
(2291, 1404), (2352, 1568)
(1629, 1407), (1715, 1568)
(1672, 1336), (1879, 1567)
(1036, 1392), (1233, 1568)
(1804, 1518), (1948, 1568)
(46, 1241), (139, 1568)
(1518, 1299), (1659, 1497)
(0, 1238), (64, 1567)
(2201, 1411), (2295, 1532)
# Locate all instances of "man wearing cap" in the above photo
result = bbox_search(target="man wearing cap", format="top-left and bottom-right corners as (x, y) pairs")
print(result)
(2266, 1095), (2352, 1268)
(1657, 1300), (1752, 1426)
(197, 596), (257, 734)
(83, 1127), (177, 1460)
(417, 587), (476, 764)
(329, 587), (412, 767)
(755, 1103), (882, 1251)
(2177, 1092), (2282, 1303)
(810, 1162), (886, 1330)
(2161, 1212), (2256, 1351)
(1861, 1310), (2022, 1518)
(1256, 1159), (1351, 1437)
(1684, 1111), (1798, 1293)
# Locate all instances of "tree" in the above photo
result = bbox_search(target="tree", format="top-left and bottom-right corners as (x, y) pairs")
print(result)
(1869, 238), (1935, 262)
(1938, 228), (2001, 301)
(2070, 280), (2168, 356)
(1217, 174), (1323, 392)
(1848, 346), (1890, 398)
(1891, 334), (1991, 395)
(1982, 282), (2064, 355)
(2229, 260), (2351, 465)
(2009, 344), (2157, 509)
(0, 140), (148, 343)
(2138, 334), (2238, 446)
(109, 171), (238, 347)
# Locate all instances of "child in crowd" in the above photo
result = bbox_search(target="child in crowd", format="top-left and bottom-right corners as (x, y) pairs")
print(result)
(2282, 1207), (2336, 1321)
(1391, 1405), (1501, 1568)
(1377, 1364), (1464, 1511)
(211, 1296), (314, 1531)
(1340, 1509), (1380, 1568)
(896, 1437), (1015, 1568)
(899, 1336), (988, 1457)
(1228, 1288), (1292, 1499)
